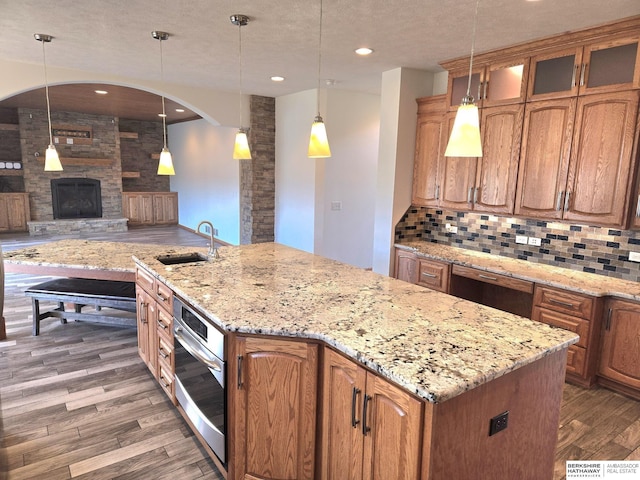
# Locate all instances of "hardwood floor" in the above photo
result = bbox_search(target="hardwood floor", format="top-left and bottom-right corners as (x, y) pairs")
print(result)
(1, 226), (639, 479)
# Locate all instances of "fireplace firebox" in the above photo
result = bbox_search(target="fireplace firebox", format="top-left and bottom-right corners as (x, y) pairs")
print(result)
(51, 178), (102, 219)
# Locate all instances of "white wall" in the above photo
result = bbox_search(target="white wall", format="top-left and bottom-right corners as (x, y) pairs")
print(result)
(168, 119), (240, 245)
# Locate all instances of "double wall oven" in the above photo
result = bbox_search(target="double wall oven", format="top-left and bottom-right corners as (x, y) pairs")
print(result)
(172, 296), (226, 464)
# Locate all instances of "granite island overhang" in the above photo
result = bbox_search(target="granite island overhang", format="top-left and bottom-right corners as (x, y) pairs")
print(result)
(133, 241), (578, 404)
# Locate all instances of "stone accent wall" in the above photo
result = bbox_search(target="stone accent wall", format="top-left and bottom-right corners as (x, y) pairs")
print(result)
(0, 108), (25, 192)
(119, 119), (169, 192)
(396, 206), (640, 282)
(19, 108), (123, 220)
(240, 95), (275, 244)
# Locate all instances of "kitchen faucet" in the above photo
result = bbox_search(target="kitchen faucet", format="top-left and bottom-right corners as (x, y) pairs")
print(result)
(197, 220), (219, 259)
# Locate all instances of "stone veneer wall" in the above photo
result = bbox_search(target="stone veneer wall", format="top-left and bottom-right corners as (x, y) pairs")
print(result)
(395, 206), (640, 282)
(119, 119), (169, 192)
(19, 108), (123, 221)
(240, 95), (275, 244)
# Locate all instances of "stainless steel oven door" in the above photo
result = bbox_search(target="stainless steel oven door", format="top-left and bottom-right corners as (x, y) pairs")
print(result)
(173, 315), (226, 464)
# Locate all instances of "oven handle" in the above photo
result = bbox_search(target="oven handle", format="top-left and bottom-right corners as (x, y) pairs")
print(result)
(174, 326), (223, 373)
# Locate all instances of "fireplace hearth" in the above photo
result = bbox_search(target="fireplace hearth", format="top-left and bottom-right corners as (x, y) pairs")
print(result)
(51, 178), (102, 219)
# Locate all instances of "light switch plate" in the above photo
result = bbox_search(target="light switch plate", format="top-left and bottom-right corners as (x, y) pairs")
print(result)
(528, 237), (541, 246)
(629, 251), (640, 262)
(515, 235), (528, 245)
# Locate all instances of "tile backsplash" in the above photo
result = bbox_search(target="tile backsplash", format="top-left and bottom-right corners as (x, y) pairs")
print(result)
(395, 206), (640, 283)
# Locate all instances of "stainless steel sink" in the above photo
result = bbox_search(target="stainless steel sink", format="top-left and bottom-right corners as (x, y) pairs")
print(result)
(156, 253), (209, 265)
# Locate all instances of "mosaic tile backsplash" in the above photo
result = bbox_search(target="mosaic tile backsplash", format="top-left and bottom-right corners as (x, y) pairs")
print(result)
(395, 206), (640, 283)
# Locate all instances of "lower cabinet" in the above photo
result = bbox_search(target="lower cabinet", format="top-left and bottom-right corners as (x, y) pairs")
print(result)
(123, 192), (178, 225)
(394, 249), (450, 293)
(598, 298), (640, 397)
(136, 285), (158, 378)
(319, 348), (423, 480)
(230, 336), (318, 480)
(0, 193), (30, 232)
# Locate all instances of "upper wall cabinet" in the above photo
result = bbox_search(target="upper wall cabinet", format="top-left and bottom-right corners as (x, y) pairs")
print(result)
(447, 57), (529, 110)
(528, 35), (640, 101)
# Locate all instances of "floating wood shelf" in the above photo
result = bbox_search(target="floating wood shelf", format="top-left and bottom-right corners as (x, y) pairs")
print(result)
(119, 132), (139, 139)
(122, 171), (141, 178)
(0, 169), (24, 177)
(0, 124), (19, 131)
(37, 157), (114, 167)
(150, 153), (160, 160)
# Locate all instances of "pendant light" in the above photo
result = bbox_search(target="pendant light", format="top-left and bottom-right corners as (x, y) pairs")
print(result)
(444, 0), (483, 158)
(230, 14), (252, 160)
(34, 33), (63, 172)
(308, 0), (331, 158)
(152, 30), (176, 175)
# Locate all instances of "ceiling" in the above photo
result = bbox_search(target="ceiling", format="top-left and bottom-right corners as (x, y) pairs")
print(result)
(0, 0), (639, 121)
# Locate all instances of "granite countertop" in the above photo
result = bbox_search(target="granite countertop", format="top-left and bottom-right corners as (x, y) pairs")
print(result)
(134, 242), (578, 404)
(396, 241), (640, 302)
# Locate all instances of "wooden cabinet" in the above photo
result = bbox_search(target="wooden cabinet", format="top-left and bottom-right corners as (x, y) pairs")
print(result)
(447, 57), (529, 109)
(528, 35), (640, 101)
(412, 96), (447, 207)
(516, 91), (639, 226)
(532, 285), (602, 387)
(0, 193), (30, 232)
(122, 192), (178, 226)
(230, 336), (318, 480)
(136, 266), (176, 402)
(598, 298), (640, 398)
(394, 249), (450, 293)
(319, 348), (422, 480)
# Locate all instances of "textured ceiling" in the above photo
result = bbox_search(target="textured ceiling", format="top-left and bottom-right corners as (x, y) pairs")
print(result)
(0, 0), (639, 108)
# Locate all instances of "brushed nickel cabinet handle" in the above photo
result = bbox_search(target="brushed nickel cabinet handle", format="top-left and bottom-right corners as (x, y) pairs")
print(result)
(556, 191), (564, 211)
(435, 185), (440, 200)
(351, 387), (361, 428)
(579, 63), (587, 87)
(483, 80), (488, 100)
(157, 292), (168, 303)
(139, 301), (147, 323)
(158, 347), (169, 359)
(478, 274), (498, 281)
(157, 318), (168, 330)
(422, 272), (437, 278)
(636, 194), (640, 217)
(468, 187), (474, 203)
(473, 187), (479, 204)
(564, 191), (571, 212)
(605, 308), (612, 331)
(159, 375), (170, 389)
(362, 394), (372, 436)
(549, 298), (574, 309)
(237, 355), (243, 389)
(571, 64), (579, 88)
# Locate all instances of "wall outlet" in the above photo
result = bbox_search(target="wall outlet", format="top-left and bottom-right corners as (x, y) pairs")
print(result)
(445, 223), (458, 234)
(629, 251), (640, 262)
(515, 235), (528, 245)
(528, 237), (541, 246)
(331, 201), (342, 211)
(489, 411), (509, 436)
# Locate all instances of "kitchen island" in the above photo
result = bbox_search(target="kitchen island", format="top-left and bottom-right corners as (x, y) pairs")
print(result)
(133, 242), (578, 480)
(4, 239), (578, 479)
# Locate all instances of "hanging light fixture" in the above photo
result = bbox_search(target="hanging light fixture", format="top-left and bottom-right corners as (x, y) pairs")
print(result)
(444, 0), (483, 158)
(308, 0), (331, 158)
(230, 14), (252, 160)
(34, 33), (63, 172)
(152, 30), (175, 175)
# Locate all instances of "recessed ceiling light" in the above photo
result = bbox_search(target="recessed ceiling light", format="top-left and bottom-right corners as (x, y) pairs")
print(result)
(355, 47), (373, 56)
(271, 76), (285, 82)
(175, 108), (185, 113)
(94, 90), (108, 95)
(158, 113), (167, 118)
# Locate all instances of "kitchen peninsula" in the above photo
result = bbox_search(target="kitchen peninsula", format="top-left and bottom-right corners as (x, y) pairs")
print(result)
(6, 240), (578, 479)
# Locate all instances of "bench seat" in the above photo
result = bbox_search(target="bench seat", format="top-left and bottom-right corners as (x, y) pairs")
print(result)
(25, 278), (137, 336)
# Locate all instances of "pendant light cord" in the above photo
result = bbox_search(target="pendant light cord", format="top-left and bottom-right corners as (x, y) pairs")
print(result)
(238, 23), (243, 128)
(41, 40), (54, 146)
(159, 37), (168, 149)
(465, 0), (481, 98)
(316, 0), (324, 116)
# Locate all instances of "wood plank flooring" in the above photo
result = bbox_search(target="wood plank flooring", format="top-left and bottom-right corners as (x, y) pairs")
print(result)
(1, 226), (639, 479)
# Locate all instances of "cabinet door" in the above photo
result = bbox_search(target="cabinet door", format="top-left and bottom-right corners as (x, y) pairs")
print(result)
(417, 258), (450, 293)
(439, 112), (478, 211)
(563, 91), (639, 227)
(483, 58), (529, 106)
(136, 287), (157, 377)
(153, 193), (178, 224)
(319, 348), (367, 480)
(527, 47), (583, 101)
(361, 373), (423, 480)
(394, 250), (418, 284)
(0, 196), (9, 232)
(412, 115), (445, 206)
(447, 68), (483, 110)
(7, 194), (29, 231)
(514, 98), (576, 219)
(474, 104), (524, 214)
(233, 337), (318, 480)
(582, 36), (640, 94)
(599, 299), (640, 389)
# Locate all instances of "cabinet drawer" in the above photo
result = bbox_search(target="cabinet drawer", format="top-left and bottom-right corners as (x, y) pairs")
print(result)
(156, 307), (173, 340)
(565, 345), (587, 377)
(451, 264), (533, 293)
(532, 306), (589, 348)
(533, 286), (593, 319)
(158, 365), (175, 401)
(155, 281), (173, 313)
(417, 259), (450, 293)
(136, 267), (155, 294)
(157, 334), (175, 370)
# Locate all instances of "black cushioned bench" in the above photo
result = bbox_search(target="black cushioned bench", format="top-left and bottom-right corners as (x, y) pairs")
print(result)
(25, 278), (137, 336)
